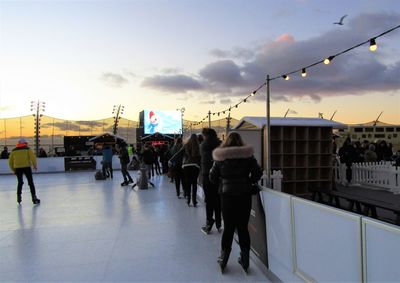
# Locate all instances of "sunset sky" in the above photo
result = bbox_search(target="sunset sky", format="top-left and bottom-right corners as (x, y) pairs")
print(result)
(0, 0), (399, 125)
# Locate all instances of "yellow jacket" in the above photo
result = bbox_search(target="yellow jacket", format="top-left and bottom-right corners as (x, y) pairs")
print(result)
(8, 146), (37, 172)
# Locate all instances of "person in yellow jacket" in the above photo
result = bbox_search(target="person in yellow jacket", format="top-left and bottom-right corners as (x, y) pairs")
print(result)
(8, 138), (40, 204)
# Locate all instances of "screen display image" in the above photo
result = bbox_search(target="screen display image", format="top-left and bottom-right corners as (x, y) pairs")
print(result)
(144, 110), (182, 135)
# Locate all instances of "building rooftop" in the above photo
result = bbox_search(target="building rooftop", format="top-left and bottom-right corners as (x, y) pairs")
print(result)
(234, 116), (347, 130)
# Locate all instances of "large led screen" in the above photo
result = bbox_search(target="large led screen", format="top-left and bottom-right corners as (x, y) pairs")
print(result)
(143, 110), (182, 135)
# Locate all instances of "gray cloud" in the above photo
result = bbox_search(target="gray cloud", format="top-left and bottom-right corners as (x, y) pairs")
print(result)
(200, 100), (216, 104)
(142, 12), (400, 103)
(210, 48), (254, 60)
(220, 98), (232, 104)
(199, 60), (244, 87)
(101, 72), (129, 87)
(141, 74), (203, 93)
(210, 48), (229, 58)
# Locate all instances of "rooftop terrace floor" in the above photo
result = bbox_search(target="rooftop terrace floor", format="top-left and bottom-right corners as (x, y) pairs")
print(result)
(0, 172), (270, 282)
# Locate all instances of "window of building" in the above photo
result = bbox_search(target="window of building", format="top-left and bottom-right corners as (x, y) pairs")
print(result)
(374, 134), (385, 138)
(354, 128), (363, 132)
(375, 127), (384, 132)
(367, 134), (372, 138)
(394, 134), (398, 138)
(365, 128), (373, 132)
(362, 134), (366, 138)
(386, 127), (394, 132)
(396, 128), (400, 132)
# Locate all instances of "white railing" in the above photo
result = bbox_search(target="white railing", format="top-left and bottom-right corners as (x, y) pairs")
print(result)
(334, 161), (400, 194)
(261, 170), (283, 191)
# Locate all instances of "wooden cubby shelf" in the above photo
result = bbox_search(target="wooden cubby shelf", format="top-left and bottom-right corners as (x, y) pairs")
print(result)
(269, 125), (333, 195)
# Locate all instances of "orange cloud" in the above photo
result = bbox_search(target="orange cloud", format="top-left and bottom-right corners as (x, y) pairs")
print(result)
(276, 33), (295, 43)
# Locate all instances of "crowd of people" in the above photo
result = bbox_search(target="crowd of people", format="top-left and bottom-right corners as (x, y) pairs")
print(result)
(336, 138), (399, 185)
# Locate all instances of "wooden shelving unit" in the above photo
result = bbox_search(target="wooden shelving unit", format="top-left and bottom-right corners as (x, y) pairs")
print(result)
(270, 126), (333, 195)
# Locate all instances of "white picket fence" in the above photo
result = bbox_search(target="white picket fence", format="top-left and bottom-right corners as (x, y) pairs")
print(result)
(261, 170), (283, 191)
(335, 161), (400, 194)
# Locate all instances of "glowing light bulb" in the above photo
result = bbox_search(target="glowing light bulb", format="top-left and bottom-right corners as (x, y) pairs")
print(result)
(369, 38), (377, 51)
(324, 56), (334, 65)
(301, 68), (307, 77)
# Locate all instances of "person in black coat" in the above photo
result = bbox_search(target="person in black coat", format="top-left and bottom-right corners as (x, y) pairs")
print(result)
(338, 137), (356, 185)
(199, 128), (222, 234)
(209, 132), (262, 273)
(117, 143), (133, 186)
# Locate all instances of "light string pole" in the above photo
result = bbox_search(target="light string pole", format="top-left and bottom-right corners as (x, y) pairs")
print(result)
(112, 105), (124, 135)
(176, 107), (185, 136)
(30, 100), (46, 157)
(266, 75), (271, 188)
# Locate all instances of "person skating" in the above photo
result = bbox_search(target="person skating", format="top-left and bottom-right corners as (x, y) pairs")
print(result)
(182, 134), (201, 207)
(8, 138), (41, 205)
(199, 128), (222, 235)
(210, 132), (262, 273)
(117, 143), (134, 186)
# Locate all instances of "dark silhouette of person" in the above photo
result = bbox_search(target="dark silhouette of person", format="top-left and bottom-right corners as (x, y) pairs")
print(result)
(8, 138), (40, 204)
(1, 146), (9, 159)
(210, 132), (262, 273)
(200, 128), (222, 234)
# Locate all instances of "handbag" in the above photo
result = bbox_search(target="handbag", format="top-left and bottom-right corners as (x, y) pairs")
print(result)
(249, 183), (261, 195)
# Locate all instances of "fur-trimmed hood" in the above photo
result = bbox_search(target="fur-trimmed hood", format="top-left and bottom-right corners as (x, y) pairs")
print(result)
(212, 145), (254, 161)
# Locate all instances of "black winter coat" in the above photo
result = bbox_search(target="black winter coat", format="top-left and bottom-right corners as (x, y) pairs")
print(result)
(119, 147), (130, 164)
(200, 137), (221, 175)
(209, 145), (262, 196)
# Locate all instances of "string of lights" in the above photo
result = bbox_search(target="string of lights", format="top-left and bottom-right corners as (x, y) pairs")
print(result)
(189, 24), (400, 128)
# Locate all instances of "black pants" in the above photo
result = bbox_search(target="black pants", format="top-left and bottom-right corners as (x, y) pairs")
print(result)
(102, 161), (113, 178)
(121, 163), (133, 182)
(184, 166), (199, 205)
(221, 194), (252, 251)
(154, 159), (162, 175)
(203, 174), (221, 227)
(174, 166), (185, 197)
(15, 167), (38, 201)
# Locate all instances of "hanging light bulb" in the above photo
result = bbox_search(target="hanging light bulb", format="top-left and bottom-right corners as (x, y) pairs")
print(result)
(244, 98), (247, 103)
(324, 56), (335, 64)
(251, 91), (256, 96)
(282, 75), (289, 80)
(369, 38), (377, 51)
(301, 68), (307, 77)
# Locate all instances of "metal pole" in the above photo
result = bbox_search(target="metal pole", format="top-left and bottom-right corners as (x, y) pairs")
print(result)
(3, 119), (6, 145)
(208, 111), (211, 128)
(35, 101), (39, 156)
(266, 75), (271, 188)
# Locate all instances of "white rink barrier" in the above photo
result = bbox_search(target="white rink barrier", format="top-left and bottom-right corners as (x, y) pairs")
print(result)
(0, 156), (122, 174)
(261, 188), (400, 282)
(261, 170), (283, 191)
(335, 161), (400, 194)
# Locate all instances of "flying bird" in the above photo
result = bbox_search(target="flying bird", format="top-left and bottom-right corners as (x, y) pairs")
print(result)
(333, 15), (347, 25)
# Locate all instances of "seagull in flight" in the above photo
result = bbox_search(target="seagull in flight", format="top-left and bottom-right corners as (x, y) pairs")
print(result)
(333, 15), (347, 25)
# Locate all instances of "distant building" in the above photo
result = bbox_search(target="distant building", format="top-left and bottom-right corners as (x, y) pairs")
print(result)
(335, 121), (400, 151)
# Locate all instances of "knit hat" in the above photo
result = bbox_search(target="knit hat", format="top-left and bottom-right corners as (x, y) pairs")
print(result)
(16, 138), (28, 147)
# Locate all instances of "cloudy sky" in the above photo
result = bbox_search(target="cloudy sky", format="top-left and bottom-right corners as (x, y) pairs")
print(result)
(0, 0), (399, 124)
